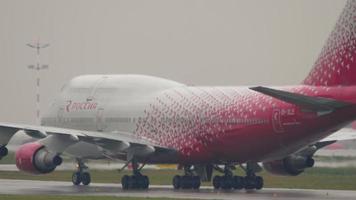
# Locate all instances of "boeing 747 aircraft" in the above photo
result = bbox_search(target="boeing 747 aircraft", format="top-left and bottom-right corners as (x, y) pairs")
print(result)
(1, 0), (356, 191)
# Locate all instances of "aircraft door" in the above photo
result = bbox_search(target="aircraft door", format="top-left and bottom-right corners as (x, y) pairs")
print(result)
(272, 109), (284, 133)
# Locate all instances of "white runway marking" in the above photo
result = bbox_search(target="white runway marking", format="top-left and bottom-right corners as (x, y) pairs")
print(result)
(0, 179), (355, 200)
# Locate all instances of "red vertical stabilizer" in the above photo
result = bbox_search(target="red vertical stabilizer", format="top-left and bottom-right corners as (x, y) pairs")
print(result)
(304, 0), (356, 86)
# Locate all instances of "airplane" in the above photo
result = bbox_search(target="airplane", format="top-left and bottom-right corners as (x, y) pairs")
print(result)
(1, 0), (356, 191)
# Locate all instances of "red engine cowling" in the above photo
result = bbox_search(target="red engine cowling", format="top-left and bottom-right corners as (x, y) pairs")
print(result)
(15, 142), (62, 174)
(263, 156), (315, 176)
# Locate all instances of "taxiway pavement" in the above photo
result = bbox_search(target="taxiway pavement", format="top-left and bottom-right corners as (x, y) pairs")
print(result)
(0, 179), (355, 200)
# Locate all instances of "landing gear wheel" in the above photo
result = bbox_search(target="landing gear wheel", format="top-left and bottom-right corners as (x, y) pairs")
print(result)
(72, 159), (91, 186)
(121, 175), (130, 190)
(72, 172), (81, 185)
(142, 175), (149, 189)
(244, 176), (264, 190)
(173, 175), (181, 189)
(172, 165), (201, 190)
(172, 175), (201, 189)
(244, 176), (255, 190)
(213, 175), (245, 190)
(213, 175), (221, 189)
(220, 176), (233, 190)
(181, 176), (191, 189)
(81, 172), (91, 185)
(120, 159), (150, 190)
(136, 175), (149, 189)
(211, 163), (264, 191)
(233, 176), (244, 190)
(72, 172), (91, 186)
(121, 175), (150, 190)
(255, 176), (264, 190)
(128, 175), (136, 189)
(192, 176), (201, 189)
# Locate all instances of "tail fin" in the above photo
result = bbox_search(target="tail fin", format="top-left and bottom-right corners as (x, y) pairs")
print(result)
(304, 0), (356, 86)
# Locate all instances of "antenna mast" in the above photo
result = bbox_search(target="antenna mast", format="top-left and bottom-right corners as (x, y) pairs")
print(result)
(26, 40), (50, 125)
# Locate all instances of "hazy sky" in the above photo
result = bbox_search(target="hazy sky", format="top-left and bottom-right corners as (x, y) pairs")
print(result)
(0, 0), (346, 123)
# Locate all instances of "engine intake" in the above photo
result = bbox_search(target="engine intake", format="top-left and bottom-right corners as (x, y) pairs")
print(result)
(15, 142), (62, 174)
(263, 156), (314, 176)
(0, 146), (8, 158)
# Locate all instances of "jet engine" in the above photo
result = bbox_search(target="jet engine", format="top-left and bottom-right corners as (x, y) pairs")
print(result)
(262, 155), (314, 176)
(15, 142), (62, 174)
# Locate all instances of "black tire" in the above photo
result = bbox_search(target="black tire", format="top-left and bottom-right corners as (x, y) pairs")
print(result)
(128, 175), (136, 189)
(136, 175), (144, 189)
(142, 175), (149, 189)
(181, 176), (192, 189)
(255, 176), (264, 190)
(192, 176), (201, 189)
(233, 176), (244, 190)
(173, 175), (181, 189)
(81, 172), (91, 186)
(212, 176), (221, 189)
(121, 175), (130, 190)
(221, 176), (233, 190)
(244, 176), (256, 190)
(72, 172), (82, 185)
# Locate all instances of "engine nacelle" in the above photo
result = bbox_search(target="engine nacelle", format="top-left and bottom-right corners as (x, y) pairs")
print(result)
(263, 156), (314, 176)
(15, 142), (62, 174)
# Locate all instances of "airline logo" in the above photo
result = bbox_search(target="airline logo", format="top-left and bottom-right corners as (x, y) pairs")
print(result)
(65, 100), (98, 112)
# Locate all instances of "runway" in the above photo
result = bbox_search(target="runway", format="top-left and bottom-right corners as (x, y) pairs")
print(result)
(0, 179), (356, 200)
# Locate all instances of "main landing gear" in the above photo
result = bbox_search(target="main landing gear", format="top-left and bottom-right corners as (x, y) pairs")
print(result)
(72, 159), (91, 186)
(212, 163), (264, 190)
(172, 165), (201, 189)
(243, 162), (264, 190)
(121, 160), (149, 190)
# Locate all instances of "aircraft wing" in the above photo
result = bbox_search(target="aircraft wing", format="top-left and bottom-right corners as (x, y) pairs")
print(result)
(290, 127), (356, 158)
(0, 122), (177, 161)
(320, 127), (356, 143)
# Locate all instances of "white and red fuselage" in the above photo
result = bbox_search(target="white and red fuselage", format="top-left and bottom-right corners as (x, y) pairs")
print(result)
(40, 75), (356, 165)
